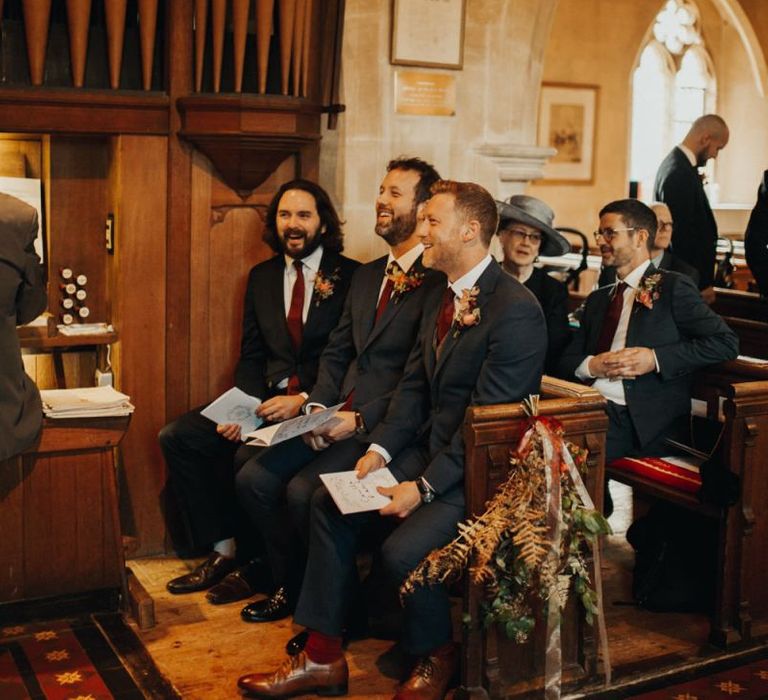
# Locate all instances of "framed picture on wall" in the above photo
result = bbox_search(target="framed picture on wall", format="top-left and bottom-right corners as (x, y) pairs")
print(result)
(391, 0), (466, 70)
(537, 83), (599, 184)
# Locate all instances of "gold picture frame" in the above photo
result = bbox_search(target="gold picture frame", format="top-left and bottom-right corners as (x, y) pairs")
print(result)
(391, 0), (466, 70)
(537, 82), (599, 184)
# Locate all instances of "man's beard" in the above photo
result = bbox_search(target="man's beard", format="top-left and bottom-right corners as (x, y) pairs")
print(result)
(280, 227), (322, 260)
(375, 205), (417, 246)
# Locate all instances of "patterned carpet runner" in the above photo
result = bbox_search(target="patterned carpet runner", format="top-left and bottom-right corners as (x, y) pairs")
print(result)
(0, 618), (144, 700)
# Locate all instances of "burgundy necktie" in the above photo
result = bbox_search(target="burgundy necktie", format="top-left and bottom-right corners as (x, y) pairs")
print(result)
(375, 261), (400, 323)
(435, 287), (456, 346)
(286, 260), (305, 395)
(595, 281), (628, 354)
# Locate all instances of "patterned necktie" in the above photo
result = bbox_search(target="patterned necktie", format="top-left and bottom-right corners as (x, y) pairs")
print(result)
(435, 286), (456, 346)
(595, 281), (628, 354)
(286, 260), (305, 351)
(375, 261), (401, 323)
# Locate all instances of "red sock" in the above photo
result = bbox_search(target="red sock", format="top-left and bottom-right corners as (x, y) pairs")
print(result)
(305, 629), (343, 664)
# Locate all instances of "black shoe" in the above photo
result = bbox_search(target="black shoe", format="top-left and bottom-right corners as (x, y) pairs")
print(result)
(166, 552), (237, 594)
(241, 586), (293, 623)
(206, 564), (263, 605)
(286, 629), (309, 655)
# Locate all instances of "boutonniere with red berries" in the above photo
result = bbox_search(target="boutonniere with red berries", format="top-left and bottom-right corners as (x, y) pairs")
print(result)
(635, 273), (662, 310)
(452, 286), (481, 337)
(387, 262), (424, 303)
(313, 267), (340, 305)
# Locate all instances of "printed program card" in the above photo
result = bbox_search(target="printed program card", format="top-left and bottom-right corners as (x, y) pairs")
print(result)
(320, 468), (399, 514)
(200, 387), (262, 436)
(244, 403), (344, 447)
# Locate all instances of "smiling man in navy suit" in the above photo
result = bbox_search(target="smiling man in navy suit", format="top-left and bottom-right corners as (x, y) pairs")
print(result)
(236, 180), (546, 700)
(231, 158), (443, 618)
(559, 199), (738, 497)
(160, 179), (358, 597)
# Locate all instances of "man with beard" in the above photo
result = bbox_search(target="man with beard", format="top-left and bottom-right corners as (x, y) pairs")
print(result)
(237, 180), (546, 700)
(654, 114), (729, 302)
(161, 179), (358, 599)
(231, 158), (442, 626)
(559, 199), (737, 513)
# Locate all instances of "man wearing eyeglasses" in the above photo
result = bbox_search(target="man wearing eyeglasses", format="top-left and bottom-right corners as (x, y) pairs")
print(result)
(598, 202), (699, 288)
(559, 199), (737, 512)
(654, 114), (729, 303)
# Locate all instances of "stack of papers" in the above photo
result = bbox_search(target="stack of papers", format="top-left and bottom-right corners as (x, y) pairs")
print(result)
(41, 386), (134, 418)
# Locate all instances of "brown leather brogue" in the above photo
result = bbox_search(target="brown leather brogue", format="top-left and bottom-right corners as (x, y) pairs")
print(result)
(166, 552), (236, 594)
(237, 651), (348, 698)
(393, 643), (457, 700)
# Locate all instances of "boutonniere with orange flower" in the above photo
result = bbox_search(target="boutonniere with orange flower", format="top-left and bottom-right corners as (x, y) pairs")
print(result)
(313, 267), (340, 305)
(635, 273), (662, 310)
(387, 262), (424, 303)
(452, 286), (481, 337)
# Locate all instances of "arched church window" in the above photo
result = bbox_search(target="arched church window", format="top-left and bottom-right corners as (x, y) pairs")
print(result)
(629, 0), (717, 199)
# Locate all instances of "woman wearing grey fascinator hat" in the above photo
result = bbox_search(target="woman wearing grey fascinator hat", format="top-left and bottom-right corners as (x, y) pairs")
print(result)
(496, 194), (571, 376)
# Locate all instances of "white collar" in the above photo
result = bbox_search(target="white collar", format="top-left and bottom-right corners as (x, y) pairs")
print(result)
(285, 244), (324, 273)
(677, 144), (697, 168)
(617, 259), (652, 290)
(449, 254), (494, 297)
(387, 243), (424, 273)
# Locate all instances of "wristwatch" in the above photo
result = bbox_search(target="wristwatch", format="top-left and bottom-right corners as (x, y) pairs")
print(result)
(354, 411), (367, 435)
(416, 476), (436, 504)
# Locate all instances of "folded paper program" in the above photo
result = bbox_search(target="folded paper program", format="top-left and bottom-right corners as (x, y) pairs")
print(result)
(40, 385), (134, 418)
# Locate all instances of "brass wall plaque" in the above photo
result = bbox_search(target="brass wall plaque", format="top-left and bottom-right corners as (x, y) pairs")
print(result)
(394, 71), (456, 116)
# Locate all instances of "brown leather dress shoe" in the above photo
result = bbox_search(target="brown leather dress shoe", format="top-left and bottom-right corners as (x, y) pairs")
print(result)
(237, 651), (348, 698)
(206, 565), (260, 605)
(393, 643), (457, 700)
(166, 552), (236, 594)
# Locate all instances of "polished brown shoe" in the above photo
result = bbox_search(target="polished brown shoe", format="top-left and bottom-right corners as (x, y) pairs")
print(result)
(237, 651), (348, 698)
(393, 643), (457, 700)
(207, 565), (261, 605)
(166, 552), (236, 594)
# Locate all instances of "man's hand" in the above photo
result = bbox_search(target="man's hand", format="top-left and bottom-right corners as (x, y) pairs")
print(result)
(302, 432), (331, 451)
(378, 481), (421, 518)
(312, 411), (356, 443)
(355, 450), (386, 479)
(589, 348), (656, 379)
(216, 423), (242, 442)
(257, 394), (305, 422)
(701, 286), (716, 305)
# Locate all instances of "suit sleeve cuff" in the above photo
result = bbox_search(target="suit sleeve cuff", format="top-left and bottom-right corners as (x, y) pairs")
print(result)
(575, 357), (595, 380)
(368, 444), (392, 464)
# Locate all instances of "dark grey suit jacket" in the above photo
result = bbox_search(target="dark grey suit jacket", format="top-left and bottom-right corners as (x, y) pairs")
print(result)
(234, 249), (359, 399)
(308, 254), (445, 433)
(654, 147), (717, 289)
(369, 259), (546, 500)
(0, 194), (46, 460)
(558, 265), (738, 446)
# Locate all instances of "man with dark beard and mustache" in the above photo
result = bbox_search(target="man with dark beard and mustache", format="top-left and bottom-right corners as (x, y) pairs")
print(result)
(161, 179), (358, 600)
(233, 157), (443, 631)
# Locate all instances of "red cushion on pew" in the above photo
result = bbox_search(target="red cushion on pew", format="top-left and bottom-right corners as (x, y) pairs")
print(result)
(608, 457), (702, 494)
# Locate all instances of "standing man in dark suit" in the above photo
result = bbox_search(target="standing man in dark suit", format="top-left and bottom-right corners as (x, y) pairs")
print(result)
(237, 180), (547, 700)
(161, 180), (358, 597)
(559, 199), (738, 478)
(744, 170), (768, 296)
(229, 157), (442, 615)
(598, 202), (699, 288)
(0, 193), (46, 461)
(653, 114), (729, 303)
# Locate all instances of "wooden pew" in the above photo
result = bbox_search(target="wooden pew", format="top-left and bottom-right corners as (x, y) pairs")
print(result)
(0, 417), (130, 611)
(458, 381), (608, 699)
(605, 360), (768, 647)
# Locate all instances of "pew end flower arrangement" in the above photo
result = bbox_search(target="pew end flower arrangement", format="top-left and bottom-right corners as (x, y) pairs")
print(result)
(401, 396), (612, 691)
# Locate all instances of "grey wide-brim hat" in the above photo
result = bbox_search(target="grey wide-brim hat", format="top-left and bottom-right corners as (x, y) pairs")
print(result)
(496, 194), (571, 257)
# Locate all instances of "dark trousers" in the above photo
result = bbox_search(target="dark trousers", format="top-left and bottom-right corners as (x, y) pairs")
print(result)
(159, 407), (261, 556)
(235, 436), (368, 599)
(293, 446), (464, 656)
(606, 401), (675, 464)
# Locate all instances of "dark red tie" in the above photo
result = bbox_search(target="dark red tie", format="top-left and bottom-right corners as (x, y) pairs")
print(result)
(286, 260), (304, 395)
(595, 281), (628, 354)
(435, 287), (455, 346)
(375, 261), (400, 323)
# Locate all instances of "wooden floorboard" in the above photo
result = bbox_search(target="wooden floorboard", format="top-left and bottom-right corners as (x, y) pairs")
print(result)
(127, 482), (719, 699)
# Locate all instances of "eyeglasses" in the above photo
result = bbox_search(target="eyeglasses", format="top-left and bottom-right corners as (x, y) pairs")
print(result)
(657, 221), (673, 232)
(503, 229), (542, 244)
(593, 227), (635, 243)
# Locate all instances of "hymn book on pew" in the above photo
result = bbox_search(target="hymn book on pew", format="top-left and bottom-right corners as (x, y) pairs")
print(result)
(320, 468), (399, 514)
